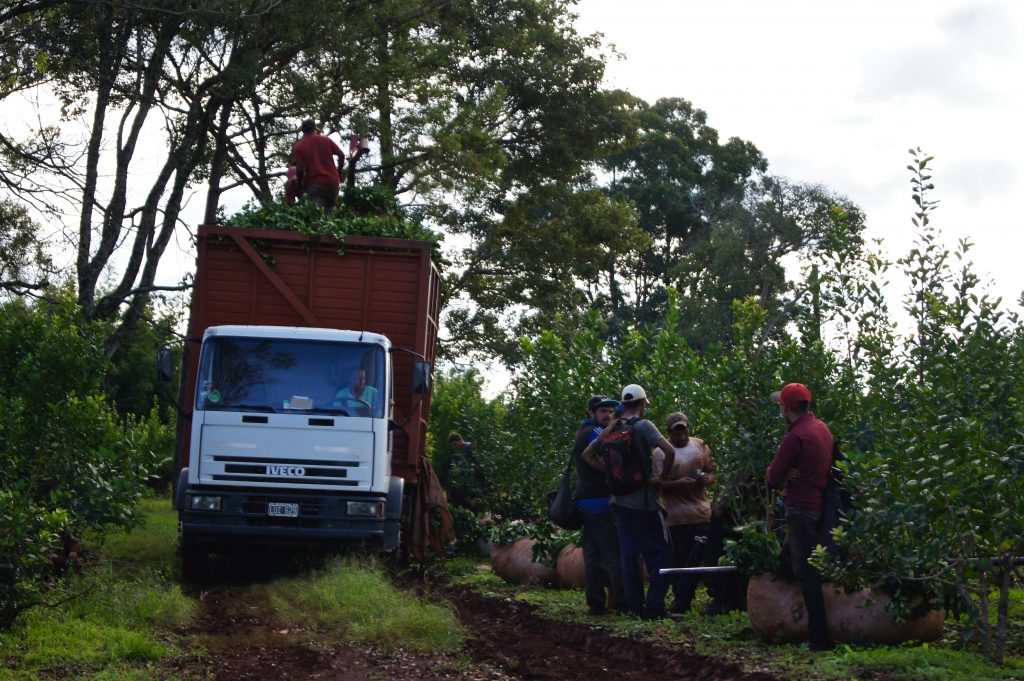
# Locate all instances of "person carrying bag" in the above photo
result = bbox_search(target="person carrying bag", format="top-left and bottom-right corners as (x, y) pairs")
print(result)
(547, 453), (583, 530)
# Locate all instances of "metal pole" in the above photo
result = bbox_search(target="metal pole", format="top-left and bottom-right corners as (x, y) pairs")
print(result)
(657, 566), (740, 575)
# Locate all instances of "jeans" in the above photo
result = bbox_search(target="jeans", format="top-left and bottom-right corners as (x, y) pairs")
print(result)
(581, 511), (625, 612)
(669, 521), (709, 612)
(612, 504), (674, 614)
(784, 507), (831, 648)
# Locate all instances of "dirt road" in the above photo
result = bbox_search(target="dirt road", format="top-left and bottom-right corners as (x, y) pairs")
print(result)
(165, 556), (781, 681)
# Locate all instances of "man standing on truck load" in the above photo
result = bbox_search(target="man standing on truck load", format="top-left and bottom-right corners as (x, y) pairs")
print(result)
(582, 384), (677, 619)
(572, 395), (626, 615)
(654, 411), (716, 614)
(766, 383), (835, 651)
(291, 118), (344, 209)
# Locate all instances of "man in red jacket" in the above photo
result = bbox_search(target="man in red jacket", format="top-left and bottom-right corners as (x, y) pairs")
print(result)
(291, 118), (344, 209)
(766, 382), (835, 651)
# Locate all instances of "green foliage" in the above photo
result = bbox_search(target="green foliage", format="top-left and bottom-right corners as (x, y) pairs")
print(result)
(0, 295), (160, 628)
(433, 150), (1023, 663)
(459, 292), (821, 528)
(724, 523), (781, 575)
(264, 555), (464, 653)
(0, 198), (51, 298)
(427, 368), (506, 513)
(227, 187), (444, 248)
(525, 524), (580, 569)
(821, 150), (1024, 662)
(483, 519), (579, 568)
(121, 409), (176, 491)
(104, 306), (183, 420)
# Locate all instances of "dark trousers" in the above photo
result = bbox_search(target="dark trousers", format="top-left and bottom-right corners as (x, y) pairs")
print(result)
(704, 506), (747, 613)
(306, 182), (340, 209)
(581, 511), (625, 612)
(612, 504), (673, 614)
(668, 521), (709, 612)
(784, 507), (831, 648)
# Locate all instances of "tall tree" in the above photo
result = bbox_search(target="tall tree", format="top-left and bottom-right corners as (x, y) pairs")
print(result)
(2, 0), (641, 362)
(0, 0), (354, 354)
(599, 97), (865, 350)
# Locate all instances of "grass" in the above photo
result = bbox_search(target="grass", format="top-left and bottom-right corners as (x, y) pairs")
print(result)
(263, 555), (465, 653)
(3, 492), (469, 679)
(97, 496), (179, 567)
(445, 556), (1024, 681)
(0, 495), (196, 680)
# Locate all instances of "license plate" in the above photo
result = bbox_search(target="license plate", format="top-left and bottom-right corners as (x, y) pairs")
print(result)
(267, 502), (299, 518)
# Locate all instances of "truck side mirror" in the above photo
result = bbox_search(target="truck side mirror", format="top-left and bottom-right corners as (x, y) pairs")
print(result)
(411, 360), (432, 395)
(156, 348), (174, 384)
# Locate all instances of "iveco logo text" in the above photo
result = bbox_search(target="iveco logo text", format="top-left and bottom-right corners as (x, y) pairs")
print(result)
(266, 465), (305, 477)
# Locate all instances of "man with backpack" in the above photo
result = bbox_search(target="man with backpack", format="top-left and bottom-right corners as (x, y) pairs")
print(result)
(766, 383), (835, 651)
(582, 384), (677, 619)
(572, 395), (626, 615)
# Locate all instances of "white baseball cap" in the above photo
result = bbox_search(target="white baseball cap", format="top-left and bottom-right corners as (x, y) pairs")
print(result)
(621, 384), (648, 402)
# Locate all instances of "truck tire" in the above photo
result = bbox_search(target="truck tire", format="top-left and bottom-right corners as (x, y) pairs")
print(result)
(391, 482), (415, 565)
(180, 543), (209, 583)
(173, 468), (189, 511)
(382, 475), (405, 552)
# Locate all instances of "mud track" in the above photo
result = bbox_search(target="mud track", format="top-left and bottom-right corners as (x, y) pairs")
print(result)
(447, 585), (779, 681)
(162, 552), (782, 681)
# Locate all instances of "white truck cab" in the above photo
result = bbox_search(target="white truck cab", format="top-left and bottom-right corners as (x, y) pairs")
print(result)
(176, 325), (404, 577)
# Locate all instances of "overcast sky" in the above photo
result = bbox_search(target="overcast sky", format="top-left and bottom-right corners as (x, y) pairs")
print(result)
(574, 0), (1024, 312)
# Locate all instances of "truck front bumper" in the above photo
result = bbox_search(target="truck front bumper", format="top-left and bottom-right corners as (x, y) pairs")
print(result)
(179, 480), (402, 551)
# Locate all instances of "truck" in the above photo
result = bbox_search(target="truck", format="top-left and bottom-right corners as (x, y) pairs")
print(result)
(161, 225), (441, 577)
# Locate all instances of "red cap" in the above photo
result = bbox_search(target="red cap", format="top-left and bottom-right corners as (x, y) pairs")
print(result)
(771, 383), (812, 408)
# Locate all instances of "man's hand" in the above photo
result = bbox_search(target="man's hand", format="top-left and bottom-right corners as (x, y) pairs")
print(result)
(786, 468), (801, 482)
(582, 445), (604, 472)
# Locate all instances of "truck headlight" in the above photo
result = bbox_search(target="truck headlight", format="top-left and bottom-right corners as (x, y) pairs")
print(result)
(187, 495), (223, 511)
(347, 501), (383, 517)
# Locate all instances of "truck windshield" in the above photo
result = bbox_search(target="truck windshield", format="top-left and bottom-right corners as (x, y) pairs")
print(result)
(195, 336), (386, 418)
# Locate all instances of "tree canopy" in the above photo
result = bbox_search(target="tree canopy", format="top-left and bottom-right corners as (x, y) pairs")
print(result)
(2, 0), (866, 365)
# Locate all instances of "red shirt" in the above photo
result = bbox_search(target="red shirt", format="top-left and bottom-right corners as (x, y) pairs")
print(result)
(291, 134), (342, 186)
(765, 413), (833, 512)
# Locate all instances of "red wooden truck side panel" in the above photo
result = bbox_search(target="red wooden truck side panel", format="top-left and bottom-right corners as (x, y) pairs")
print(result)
(175, 226), (440, 483)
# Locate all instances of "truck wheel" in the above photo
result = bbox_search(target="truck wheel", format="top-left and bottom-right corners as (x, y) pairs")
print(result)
(180, 544), (209, 583)
(393, 486), (414, 565)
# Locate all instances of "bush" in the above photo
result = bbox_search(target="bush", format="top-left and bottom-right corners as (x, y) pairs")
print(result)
(0, 296), (159, 628)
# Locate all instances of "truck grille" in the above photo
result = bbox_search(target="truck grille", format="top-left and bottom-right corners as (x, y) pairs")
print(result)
(207, 455), (363, 487)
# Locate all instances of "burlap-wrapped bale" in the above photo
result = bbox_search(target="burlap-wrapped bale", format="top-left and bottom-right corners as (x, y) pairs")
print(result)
(747, 574), (945, 645)
(555, 543), (585, 588)
(489, 538), (557, 586)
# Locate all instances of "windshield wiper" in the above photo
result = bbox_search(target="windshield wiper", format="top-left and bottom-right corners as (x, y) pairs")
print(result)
(206, 403), (277, 413)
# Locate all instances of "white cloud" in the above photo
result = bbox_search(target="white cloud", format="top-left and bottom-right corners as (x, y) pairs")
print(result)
(939, 158), (1017, 206)
(855, 3), (1018, 105)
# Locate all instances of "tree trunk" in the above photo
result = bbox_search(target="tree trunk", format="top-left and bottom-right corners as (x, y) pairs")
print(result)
(204, 103), (232, 224)
(376, 30), (396, 192)
(77, 4), (121, 319)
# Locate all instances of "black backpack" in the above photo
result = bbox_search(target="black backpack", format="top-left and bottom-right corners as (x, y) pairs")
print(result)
(819, 439), (853, 557)
(599, 416), (649, 495)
